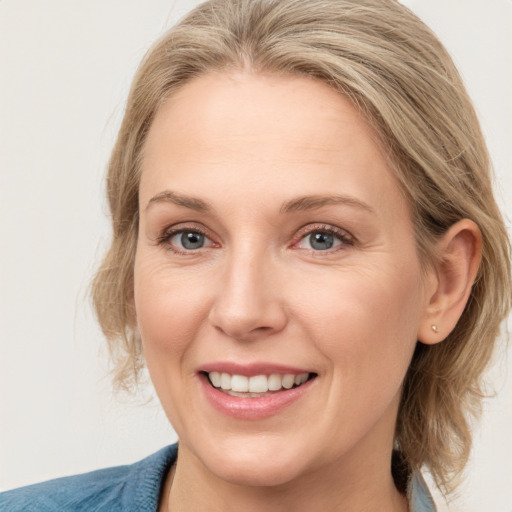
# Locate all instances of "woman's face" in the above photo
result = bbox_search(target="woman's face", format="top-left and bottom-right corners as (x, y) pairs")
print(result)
(135, 72), (434, 487)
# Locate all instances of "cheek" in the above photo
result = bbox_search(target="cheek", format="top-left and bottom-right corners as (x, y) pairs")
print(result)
(292, 261), (424, 394)
(133, 253), (210, 363)
(133, 251), (215, 431)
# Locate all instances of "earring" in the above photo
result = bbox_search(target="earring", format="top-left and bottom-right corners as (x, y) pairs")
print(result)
(431, 324), (439, 333)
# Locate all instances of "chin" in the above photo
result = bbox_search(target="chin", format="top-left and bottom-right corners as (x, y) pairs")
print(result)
(191, 435), (310, 488)
(212, 457), (305, 488)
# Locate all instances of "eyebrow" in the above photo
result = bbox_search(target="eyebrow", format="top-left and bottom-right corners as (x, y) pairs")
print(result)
(280, 195), (375, 215)
(145, 190), (375, 215)
(145, 190), (212, 212)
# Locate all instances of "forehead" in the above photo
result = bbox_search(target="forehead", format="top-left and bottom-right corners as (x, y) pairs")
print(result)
(140, 71), (407, 219)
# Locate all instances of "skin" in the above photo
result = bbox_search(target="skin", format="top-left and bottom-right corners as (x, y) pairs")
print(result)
(134, 72), (481, 511)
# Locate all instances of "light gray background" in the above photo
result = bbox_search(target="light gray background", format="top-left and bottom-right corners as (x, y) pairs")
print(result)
(0, 1), (511, 510)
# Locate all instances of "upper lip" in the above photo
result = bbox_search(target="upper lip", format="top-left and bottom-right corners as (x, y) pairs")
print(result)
(197, 361), (314, 377)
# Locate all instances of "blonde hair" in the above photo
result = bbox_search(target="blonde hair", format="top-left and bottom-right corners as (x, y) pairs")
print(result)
(92, 0), (511, 494)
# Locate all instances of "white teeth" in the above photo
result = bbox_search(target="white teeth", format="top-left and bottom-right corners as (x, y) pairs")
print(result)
(231, 374), (249, 392)
(268, 374), (282, 391)
(294, 374), (309, 385)
(209, 371), (221, 388)
(220, 372), (231, 390)
(282, 374), (295, 389)
(249, 375), (267, 393)
(208, 371), (310, 394)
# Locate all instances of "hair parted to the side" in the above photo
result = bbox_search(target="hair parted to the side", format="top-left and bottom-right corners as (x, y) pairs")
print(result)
(91, 0), (511, 495)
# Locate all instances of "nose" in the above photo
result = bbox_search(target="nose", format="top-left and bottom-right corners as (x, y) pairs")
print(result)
(208, 246), (288, 341)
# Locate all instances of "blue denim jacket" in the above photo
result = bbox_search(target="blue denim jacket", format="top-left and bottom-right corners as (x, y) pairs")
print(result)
(1, 444), (436, 511)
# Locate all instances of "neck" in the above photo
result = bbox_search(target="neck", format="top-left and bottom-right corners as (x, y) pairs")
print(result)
(162, 445), (408, 512)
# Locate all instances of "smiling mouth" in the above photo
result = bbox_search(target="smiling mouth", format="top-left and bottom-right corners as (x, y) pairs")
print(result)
(204, 371), (317, 398)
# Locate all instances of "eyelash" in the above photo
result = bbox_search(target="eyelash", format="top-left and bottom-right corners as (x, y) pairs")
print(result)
(294, 224), (354, 252)
(156, 225), (213, 255)
(156, 223), (354, 254)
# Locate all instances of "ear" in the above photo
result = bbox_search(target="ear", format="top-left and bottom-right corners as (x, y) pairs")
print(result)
(418, 219), (482, 345)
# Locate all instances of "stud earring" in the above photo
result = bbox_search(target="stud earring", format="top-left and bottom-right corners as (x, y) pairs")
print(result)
(431, 324), (439, 333)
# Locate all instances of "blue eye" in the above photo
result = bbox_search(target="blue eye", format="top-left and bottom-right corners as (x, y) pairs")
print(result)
(307, 232), (338, 250)
(170, 230), (207, 250)
(297, 227), (352, 251)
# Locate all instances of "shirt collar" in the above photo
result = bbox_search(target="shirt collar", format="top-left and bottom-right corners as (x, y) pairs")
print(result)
(407, 471), (437, 512)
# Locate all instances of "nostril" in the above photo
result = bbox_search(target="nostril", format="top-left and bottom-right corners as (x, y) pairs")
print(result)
(212, 323), (278, 342)
(208, 287), (288, 341)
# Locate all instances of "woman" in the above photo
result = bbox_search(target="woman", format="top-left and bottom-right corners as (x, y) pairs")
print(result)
(2, 0), (510, 510)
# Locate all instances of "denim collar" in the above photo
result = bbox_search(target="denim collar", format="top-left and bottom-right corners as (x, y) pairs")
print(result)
(408, 471), (437, 512)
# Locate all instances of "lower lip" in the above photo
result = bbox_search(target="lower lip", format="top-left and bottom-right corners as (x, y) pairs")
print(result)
(199, 374), (316, 420)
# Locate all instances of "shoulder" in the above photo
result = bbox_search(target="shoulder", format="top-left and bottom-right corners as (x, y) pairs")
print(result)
(0, 444), (178, 512)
